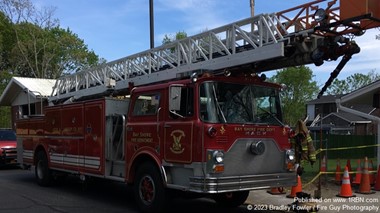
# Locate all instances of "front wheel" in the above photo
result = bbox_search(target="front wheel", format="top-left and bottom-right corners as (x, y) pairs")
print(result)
(134, 162), (167, 213)
(214, 191), (250, 208)
(35, 151), (52, 186)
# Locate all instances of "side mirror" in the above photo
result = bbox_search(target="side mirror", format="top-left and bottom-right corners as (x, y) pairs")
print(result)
(169, 86), (182, 111)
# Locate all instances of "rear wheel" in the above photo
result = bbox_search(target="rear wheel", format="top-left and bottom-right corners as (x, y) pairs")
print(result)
(134, 162), (167, 213)
(35, 151), (52, 186)
(214, 191), (249, 208)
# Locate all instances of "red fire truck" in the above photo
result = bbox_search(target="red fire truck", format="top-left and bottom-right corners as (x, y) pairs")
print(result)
(15, 0), (379, 212)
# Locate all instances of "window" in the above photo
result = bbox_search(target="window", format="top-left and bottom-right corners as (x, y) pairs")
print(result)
(178, 87), (194, 117)
(132, 94), (160, 116)
(200, 82), (283, 125)
(169, 86), (194, 118)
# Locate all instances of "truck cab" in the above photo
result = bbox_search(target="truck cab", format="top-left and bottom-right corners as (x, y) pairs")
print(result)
(127, 72), (296, 211)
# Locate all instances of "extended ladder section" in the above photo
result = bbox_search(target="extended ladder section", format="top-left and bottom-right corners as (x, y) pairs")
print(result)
(50, 13), (289, 103)
(49, 0), (380, 103)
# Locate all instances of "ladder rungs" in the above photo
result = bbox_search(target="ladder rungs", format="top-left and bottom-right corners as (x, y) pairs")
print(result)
(50, 13), (289, 102)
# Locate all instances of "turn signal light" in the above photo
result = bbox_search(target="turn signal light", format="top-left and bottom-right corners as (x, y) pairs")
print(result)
(213, 164), (225, 173)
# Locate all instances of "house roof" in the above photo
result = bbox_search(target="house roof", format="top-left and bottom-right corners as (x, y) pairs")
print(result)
(307, 94), (344, 104)
(324, 112), (371, 124)
(348, 104), (375, 114)
(340, 79), (380, 105)
(0, 77), (56, 106)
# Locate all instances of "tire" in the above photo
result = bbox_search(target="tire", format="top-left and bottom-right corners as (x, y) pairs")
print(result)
(214, 191), (249, 208)
(134, 162), (167, 213)
(35, 151), (52, 186)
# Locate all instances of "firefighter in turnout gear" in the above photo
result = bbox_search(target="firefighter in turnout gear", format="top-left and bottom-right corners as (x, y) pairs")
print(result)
(291, 120), (316, 176)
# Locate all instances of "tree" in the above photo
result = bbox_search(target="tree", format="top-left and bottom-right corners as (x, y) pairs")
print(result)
(0, 11), (15, 71)
(8, 23), (98, 78)
(269, 66), (319, 126)
(0, 0), (100, 78)
(50, 27), (99, 76)
(162, 31), (187, 45)
(0, 0), (57, 27)
(326, 70), (380, 95)
(0, 71), (13, 128)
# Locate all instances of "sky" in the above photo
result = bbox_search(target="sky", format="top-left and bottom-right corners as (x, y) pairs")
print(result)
(34, 0), (380, 86)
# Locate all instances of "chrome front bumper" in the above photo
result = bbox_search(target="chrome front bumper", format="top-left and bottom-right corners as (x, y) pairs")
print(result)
(189, 172), (296, 193)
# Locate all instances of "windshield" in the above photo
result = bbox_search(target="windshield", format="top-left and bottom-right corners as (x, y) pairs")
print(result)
(199, 82), (283, 125)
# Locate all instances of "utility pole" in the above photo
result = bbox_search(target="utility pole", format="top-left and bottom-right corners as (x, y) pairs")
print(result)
(149, 0), (154, 49)
(250, 0), (255, 31)
(250, 0), (255, 17)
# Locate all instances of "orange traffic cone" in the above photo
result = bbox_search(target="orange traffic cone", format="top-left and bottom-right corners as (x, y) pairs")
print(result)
(337, 166), (356, 198)
(369, 160), (375, 185)
(352, 159), (362, 185)
(335, 159), (342, 184)
(320, 155), (327, 172)
(374, 164), (380, 191)
(356, 157), (375, 194)
(267, 187), (286, 195)
(287, 175), (302, 198)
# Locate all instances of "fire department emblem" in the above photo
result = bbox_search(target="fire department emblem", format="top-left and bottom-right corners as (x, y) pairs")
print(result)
(220, 126), (226, 135)
(170, 130), (185, 154)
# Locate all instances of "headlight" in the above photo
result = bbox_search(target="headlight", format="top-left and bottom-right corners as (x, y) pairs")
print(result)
(286, 149), (295, 161)
(285, 149), (296, 171)
(207, 150), (225, 173)
(213, 151), (224, 163)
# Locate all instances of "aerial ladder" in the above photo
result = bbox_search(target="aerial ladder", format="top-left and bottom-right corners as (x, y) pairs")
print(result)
(49, 0), (380, 104)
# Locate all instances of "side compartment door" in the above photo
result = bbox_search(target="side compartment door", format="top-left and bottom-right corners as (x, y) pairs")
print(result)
(44, 107), (64, 167)
(126, 93), (162, 171)
(83, 101), (104, 174)
(61, 105), (83, 170)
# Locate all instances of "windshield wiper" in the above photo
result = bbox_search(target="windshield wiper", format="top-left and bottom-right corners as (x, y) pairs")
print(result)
(212, 85), (227, 123)
(258, 107), (284, 126)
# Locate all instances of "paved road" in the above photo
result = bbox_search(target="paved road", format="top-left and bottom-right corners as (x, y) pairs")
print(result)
(0, 167), (284, 213)
(3, 167), (378, 213)
(0, 167), (137, 213)
(247, 178), (380, 213)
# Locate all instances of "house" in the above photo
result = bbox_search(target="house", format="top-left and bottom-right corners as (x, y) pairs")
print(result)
(0, 77), (56, 130)
(306, 94), (343, 121)
(306, 94), (379, 135)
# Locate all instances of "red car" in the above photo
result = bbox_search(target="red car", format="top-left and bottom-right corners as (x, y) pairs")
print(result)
(0, 129), (17, 166)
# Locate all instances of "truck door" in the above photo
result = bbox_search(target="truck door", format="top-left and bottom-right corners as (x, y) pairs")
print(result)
(164, 86), (194, 163)
(83, 101), (104, 174)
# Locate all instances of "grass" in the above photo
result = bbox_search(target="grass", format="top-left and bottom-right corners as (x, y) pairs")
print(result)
(300, 157), (378, 185)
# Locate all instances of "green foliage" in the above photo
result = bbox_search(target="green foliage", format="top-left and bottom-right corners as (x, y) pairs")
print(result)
(0, 71), (13, 128)
(175, 31), (187, 40)
(269, 66), (319, 126)
(326, 70), (380, 95)
(8, 22), (99, 78)
(0, 2), (100, 79)
(162, 31), (188, 45)
(49, 27), (99, 76)
(0, 1), (101, 126)
(0, 11), (15, 71)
